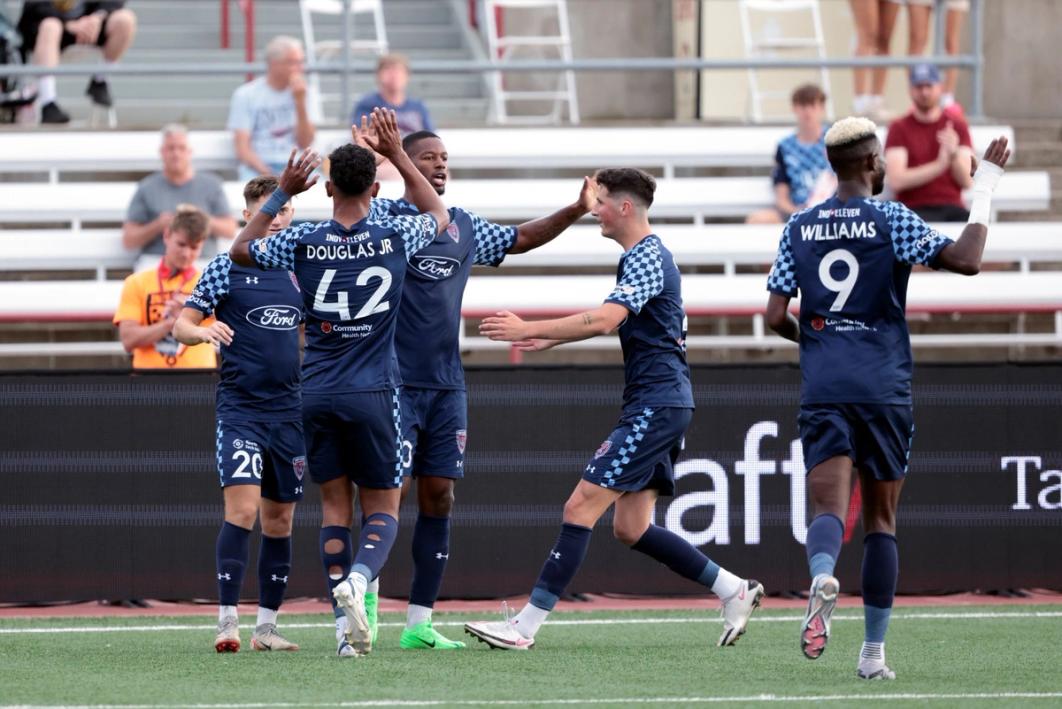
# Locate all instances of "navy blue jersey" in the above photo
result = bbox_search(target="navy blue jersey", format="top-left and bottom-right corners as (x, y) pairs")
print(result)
(250, 211), (437, 394)
(186, 254), (303, 422)
(767, 196), (953, 405)
(373, 198), (517, 389)
(604, 235), (694, 412)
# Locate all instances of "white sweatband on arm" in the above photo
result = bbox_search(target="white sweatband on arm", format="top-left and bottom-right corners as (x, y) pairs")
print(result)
(967, 160), (1004, 226)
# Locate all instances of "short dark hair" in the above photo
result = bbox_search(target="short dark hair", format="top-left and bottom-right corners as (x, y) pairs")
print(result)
(327, 144), (377, 197)
(593, 168), (656, 208)
(170, 204), (209, 243)
(791, 83), (826, 106)
(242, 175), (279, 207)
(826, 135), (879, 176)
(402, 130), (441, 155)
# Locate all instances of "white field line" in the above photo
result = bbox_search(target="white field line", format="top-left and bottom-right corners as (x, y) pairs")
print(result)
(3, 691), (1062, 708)
(0, 610), (1060, 635)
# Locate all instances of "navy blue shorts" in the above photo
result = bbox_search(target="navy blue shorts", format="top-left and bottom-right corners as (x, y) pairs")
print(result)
(401, 387), (467, 479)
(303, 389), (403, 489)
(798, 403), (915, 481)
(215, 418), (307, 503)
(582, 407), (693, 496)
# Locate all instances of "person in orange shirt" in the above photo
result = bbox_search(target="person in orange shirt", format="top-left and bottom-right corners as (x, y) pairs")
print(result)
(113, 205), (217, 369)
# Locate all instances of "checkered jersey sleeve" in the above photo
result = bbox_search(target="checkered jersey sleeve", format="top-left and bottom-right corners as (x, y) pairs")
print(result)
(605, 238), (665, 315)
(767, 220), (799, 297)
(464, 208), (518, 267)
(186, 255), (231, 315)
(882, 200), (953, 267)
(250, 222), (314, 270)
(374, 213), (438, 259)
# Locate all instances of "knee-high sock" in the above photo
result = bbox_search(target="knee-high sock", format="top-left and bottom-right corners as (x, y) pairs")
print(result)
(512, 523), (592, 639)
(408, 514), (451, 625)
(350, 513), (399, 583)
(861, 532), (898, 653)
(216, 521), (251, 609)
(320, 525), (352, 618)
(630, 524), (742, 599)
(257, 534), (291, 613)
(806, 513), (845, 579)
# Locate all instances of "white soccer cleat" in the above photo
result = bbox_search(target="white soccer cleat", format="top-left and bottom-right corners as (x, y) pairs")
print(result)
(857, 662), (897, 680)
(332, 575), (372, 655)
(336, 639), (359, 658)
(718, 579), (765, 647)
(464, 603), (535, 651)
(250, 623), (299, 651)
(801, 573), (839, 660)
(214, 615), (240, 653)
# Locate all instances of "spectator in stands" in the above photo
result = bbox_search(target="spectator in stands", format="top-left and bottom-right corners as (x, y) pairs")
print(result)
(878, 1), (969, 114)
(350, 54), (433, 136)
(849, 0), (890, 120)
(746, 84), (836, 225)
(123, 124), (236, 272)
(884, 63), (973, 221)
(113, 205), (217, 370)
(228, 35), (321, 181)
(17, 1), (136, 124)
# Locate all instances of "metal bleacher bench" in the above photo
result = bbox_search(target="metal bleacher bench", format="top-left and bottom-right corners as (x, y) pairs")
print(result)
(0, 125), (1017, 183)
(0, 171), (1049, 229)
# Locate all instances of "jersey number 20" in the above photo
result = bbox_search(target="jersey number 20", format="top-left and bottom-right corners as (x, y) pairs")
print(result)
(818, 248), (859, 312)
(313, 267), (392, 320)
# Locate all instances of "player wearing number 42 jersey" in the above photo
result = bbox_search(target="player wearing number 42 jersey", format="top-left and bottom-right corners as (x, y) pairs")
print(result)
(230, 108), (452, 658)
(465, 168), (764, 651)
(766, 117), (1010, 680)
(174, 176), (304, 654)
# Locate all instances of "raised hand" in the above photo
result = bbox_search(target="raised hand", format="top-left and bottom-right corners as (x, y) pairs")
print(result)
(479, 311), (529, 342)
(351, 114), (377, 151)
(981, 136), (1011, 170)
(364, 108), (403, 161)
(936, 121), (960, 162)
(577, 176), (597, 213)
(278, 148), (322, 196)
(289, 73), (308, 102)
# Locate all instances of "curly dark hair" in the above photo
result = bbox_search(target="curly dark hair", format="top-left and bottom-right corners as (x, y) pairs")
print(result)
(328, 143), (377, 196)
(593, 167), (656, 208)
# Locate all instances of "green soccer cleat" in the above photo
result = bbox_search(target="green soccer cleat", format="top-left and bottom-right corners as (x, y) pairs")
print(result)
(400, 620), (467, 650)
(364, 591), (379, 645)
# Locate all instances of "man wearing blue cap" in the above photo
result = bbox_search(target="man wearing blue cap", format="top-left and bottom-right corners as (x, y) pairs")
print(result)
(883, 63), (974, 222)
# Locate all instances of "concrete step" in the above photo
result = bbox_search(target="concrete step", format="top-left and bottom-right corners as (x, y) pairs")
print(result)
(1012, 142), (1062, 170)
(59, 96), (490, 129)
(56, 73), (487, 101)
(1011, 119), (1062, 143)
(132, 24), (465, 50)
(122, 46), (475, 63)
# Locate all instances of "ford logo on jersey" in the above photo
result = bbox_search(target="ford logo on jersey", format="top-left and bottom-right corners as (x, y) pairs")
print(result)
(414, 255), (460, 280)
(246, 305), (300, 330)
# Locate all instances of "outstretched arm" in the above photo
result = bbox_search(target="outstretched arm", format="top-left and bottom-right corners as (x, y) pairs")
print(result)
(479, 303), (629, 347)
(173, 308), (234, 347)
(507, 177), (595, 254)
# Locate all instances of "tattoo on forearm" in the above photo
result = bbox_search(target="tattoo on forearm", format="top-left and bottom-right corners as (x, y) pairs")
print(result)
(582, 313), (593, 326)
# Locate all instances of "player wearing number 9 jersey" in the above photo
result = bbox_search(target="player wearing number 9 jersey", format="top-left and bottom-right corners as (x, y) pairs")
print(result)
(766, 117), (1010, 680)
(230, 108), (451, 658)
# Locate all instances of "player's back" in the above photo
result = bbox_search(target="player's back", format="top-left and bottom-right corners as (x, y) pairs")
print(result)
(772, 195), (952, 404)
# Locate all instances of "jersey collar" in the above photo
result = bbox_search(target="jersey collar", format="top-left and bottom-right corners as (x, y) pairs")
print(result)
(157, 259), (196, 282)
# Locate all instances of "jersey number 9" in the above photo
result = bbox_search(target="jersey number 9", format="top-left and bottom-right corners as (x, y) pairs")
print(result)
(818, 248), (860, 312)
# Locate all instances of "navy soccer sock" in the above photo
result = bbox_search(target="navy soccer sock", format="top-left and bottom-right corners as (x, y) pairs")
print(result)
(216, 521), (251, 608)
(320, 525), (353, 618)
(631, 524), (722, 587)
(806, 513), (845, 579)
(862, 532), (898, 648)
(257, 534), (291, 613)
(409, 514), (451, 609)
(528, 523), (592, 611)
(350, 513), (399, 583)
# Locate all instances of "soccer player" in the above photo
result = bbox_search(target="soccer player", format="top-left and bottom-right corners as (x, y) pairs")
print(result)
(360, 127), (594, 651)
(464, 168), (764, 650)
(174, 176), (303, 653)
(229, 108), (450, 658)
(765, 117), (1010, 679)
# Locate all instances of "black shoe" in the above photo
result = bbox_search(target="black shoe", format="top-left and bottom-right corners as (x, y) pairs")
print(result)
(40, 101), (70, 124)
(86, 78), (112, 108)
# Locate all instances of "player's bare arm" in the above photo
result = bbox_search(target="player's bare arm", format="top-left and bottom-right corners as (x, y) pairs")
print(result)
(230, 148), (321, 266)
(117, 318), (177, 352)
(934, 136), (1011, 276)
(173, 307), (234, 347)
(359, 108), (449, 233)
(765, 293), (800, 343)
(479, 302), (628, 344)
(507, 177), (596, 254)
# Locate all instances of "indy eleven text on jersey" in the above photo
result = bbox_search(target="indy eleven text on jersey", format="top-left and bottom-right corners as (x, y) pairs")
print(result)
(372, 198), (517, 390)
(766, 196), (953, 405)
(605, 234), (694, 412)
(186, 254), (304, 421)
(250, 211), (438, 393)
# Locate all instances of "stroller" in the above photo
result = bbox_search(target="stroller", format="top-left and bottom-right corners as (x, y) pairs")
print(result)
(0, 8), (37, 123)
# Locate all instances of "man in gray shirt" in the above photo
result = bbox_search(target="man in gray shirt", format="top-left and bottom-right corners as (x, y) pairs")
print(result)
(123, 124), (237, 269)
